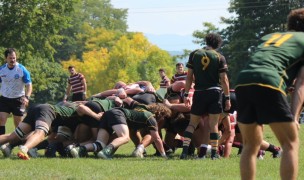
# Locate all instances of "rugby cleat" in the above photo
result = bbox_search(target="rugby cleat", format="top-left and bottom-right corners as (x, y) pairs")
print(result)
(17, 151), (30, 160)
(0, 143), (12, 157)
(272, 147), (282, 158)
(70, 146), (87, 158)
(180, 153), (188, 160)
(257, 150), (265, 160)
(211, 154), (220, 160)
(97, 147), (112, 159)
(28, 148), (39, 158)
(132, 147), (144, 158)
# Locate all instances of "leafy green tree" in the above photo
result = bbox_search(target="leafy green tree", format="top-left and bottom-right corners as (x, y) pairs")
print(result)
(54, 0), (128, 61)
(0, 0), (77, 61)
(25, 57), (69, 104)
(220, 0), (303, 85)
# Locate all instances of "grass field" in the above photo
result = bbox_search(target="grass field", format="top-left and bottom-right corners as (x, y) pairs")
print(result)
(0, 118), (303, 180)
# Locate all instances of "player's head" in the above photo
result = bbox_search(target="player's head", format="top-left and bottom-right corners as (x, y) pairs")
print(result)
(147, 103), (172, 121)
(159, 68), (166, 76)
(205, 33), (223, 49)
(287, 8), (304, 32)
(175, 63), (184, 74)
(68, 66), (76, 75)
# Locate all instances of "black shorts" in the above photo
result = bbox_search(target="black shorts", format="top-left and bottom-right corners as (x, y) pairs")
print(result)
(23, 104), (56, 131)
(79, 101), (103, 128)
(191, 89), (223, 115)
(51, 116), (80, 134)
(131, 92), (156, 105)
(72, 92), (85, 101)
(0, 96), (25, 116)
(164, 113), (189, 134)
(99, 108), (127, 134)
(235, 85), (293, 124)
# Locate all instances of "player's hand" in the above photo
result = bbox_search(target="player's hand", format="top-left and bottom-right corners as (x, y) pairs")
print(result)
(184, 96), (191, 108)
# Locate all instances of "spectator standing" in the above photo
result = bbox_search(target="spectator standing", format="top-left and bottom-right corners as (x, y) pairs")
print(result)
(64, 66), (87, 102)
(171, 63), (187, 83)
(159, 68), (170, 88)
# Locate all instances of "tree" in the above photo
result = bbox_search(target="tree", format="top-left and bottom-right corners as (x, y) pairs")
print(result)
(63, 32), (175, 94)
(53, 0), (128, 61)
(192, 22), (220, 46)
(61, 48), (109, 96)
(26, 57), (69, 104)
(220, 0), (303, 85)
(0, 0), (77, 61)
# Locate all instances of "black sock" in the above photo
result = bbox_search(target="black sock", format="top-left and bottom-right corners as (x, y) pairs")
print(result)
(0, 126), (5, 135)
(266, 144), (276, 153)
(36, 140), (49, 150)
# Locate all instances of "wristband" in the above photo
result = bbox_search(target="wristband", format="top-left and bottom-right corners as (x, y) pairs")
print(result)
(184, 92), (189, 97)
(83, 92), (87, 95)
(224, 95), (230, 101)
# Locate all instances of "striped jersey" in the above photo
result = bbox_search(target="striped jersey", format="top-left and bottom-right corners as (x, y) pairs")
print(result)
(171, 71), (188, 83)
(160, 75), (170, 88)
(0, 63), (32, 98)
(68, 73), (86, 94)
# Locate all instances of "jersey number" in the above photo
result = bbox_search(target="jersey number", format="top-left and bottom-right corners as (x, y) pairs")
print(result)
(201, 56), (210, 70)
(264, 34), (293, 47)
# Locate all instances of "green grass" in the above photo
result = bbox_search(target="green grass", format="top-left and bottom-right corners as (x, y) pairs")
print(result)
(0, 118), (303, 179)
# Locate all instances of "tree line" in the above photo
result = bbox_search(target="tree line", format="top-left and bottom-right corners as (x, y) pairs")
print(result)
(0, 0), (302, 104)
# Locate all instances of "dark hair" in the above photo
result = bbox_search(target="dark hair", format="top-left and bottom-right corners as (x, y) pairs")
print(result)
(159, 68), (165, 72)
(4, 48), (16, 58)
(205, 33), (223, 49)
(68, 66), (75, 69)
(176, 63), (184, 67)
(287, 8), (304, 32)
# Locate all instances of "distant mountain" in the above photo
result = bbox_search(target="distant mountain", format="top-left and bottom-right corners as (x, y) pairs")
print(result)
(167, 51), (188, 65)
(144, 33), (200, 52)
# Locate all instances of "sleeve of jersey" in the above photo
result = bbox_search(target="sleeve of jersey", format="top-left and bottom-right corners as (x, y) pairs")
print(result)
(79, 73), (85, 80)
(147, 116), (158, 131)
(20, 65), (32, 84)
(186, 50), (197, 69)
(218, 55), (228, 73)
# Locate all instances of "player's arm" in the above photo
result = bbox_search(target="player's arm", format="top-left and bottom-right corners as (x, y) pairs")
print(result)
(82, 75), (87, 97)
(64, 83), (72, 101)
(291, 66), (304, 123)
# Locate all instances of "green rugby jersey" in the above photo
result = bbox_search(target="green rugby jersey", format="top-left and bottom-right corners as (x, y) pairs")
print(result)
(52, 103), (78, 119)
(235, 31), (304, 95)
(90, 98), (116, 111)
(120, 104), (157, 131)
(187, 48), (228, 90)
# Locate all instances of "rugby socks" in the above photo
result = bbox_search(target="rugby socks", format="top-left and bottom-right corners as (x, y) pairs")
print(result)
(92, 141), (105, 152)
(232, 142), (243, 155)
(0, 126), (5, 135)
(36, 140), (49, 150)
(198, 144), (208, 158)
(137, 144), (145, 152)
(181, 131), (193, 155)
(266, 144), (278, 153)
(210, 133), (219, 157)
(19, 145), (29, 154)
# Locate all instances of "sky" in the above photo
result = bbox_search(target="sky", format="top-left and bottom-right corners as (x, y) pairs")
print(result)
(111, 0), (231, 51)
